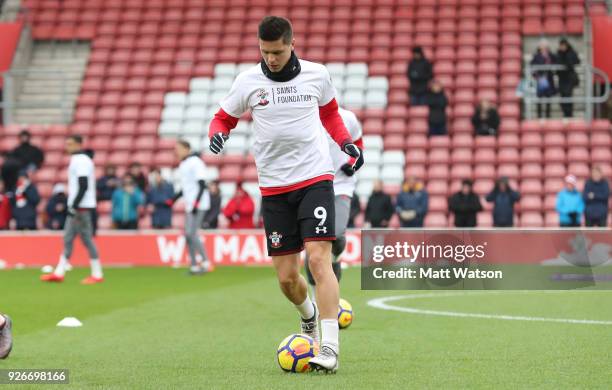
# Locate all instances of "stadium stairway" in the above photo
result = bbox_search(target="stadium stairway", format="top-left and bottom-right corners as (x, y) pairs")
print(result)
(10, 41), (90, 124)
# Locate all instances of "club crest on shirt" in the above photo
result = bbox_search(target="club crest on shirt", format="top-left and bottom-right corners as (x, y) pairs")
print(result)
(256, 88), (269, 106)
(269, 231), (283, 248)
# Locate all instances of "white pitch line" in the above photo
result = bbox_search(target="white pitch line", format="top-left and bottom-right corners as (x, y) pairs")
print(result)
(367, 292), (612, 325)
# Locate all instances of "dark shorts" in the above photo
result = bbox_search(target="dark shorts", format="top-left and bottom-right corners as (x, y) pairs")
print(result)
(262, 180), (336, 256)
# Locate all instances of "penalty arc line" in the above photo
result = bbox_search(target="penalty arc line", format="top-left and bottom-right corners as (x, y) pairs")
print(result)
(367, 292), (612, 326)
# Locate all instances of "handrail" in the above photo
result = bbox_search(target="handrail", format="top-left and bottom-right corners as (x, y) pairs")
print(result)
(523, 63), (610, 121)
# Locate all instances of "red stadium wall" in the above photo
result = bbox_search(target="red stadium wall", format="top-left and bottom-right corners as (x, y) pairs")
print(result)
(0, 21), (23, 88)
(592, 15), (612, 80)
(0, 230), (362, 268)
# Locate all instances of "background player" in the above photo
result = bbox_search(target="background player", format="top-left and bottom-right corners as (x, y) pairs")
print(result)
(41, 135), (103, 285)
(168, 140), (212, 275)
(208, 16), (363, 372)
(305, 106), (363, 290)
(0, 314), (12, 359)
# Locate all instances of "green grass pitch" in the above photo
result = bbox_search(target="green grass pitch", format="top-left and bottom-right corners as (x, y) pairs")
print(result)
(1, 266), (611, 389)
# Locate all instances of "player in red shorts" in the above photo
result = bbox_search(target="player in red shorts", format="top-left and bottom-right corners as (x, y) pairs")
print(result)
(208, 16), (363, 372)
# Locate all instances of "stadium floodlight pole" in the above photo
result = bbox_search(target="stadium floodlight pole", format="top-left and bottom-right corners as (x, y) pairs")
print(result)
(207, 16), (364, 373)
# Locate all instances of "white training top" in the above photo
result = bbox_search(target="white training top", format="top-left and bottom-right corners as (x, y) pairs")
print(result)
(220, 59), (336, 189)
(328, 107), (363, 197)
(67, 152), (96, 209)
(178, 154), (211, 212)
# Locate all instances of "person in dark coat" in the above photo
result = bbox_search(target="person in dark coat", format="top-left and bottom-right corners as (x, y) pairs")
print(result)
(9, 130), (45, 172)
(202, 180), (221, 229)
(485, 177), (520, 227)
(146, 168), (174, 229)
(0, 179), (11, 230)
(556, 38), (580, 118)
(11, 173), (40, 230)
(347, 191), (361, 228)
(426, 80), (448, 136)
(96, 164), (120, 201)
(530, 38), (557, 118)
(128, 162), (147, 192)
(472, 99), (501, 136)
(448, 179), (483, 228)
(1, 130), (44, 191)
(45, 183), (68, 230)
(407, 46), (433, 106)
(396, 177), (428, 228)
(365, 180), (394, 228)
(583, 166), (610, 227)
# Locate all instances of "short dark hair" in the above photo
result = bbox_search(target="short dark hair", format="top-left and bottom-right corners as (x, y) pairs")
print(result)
(177, 139), (191, 150)
(258, 16), (293, 44)
(67, 134), (83, 144)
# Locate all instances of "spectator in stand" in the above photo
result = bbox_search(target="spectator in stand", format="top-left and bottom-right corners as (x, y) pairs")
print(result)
(485, 177), (520, 227)
(365, 180), (394, 228)
(45, 183), (68, 230)
(146, 168), (174, 229)
(223, 183), (255, 229)
(1, 130), (45, 191)
(472, 99), (501, 136)
(111, 176), (145, 229)
(347, 191), (360, 228)
(407, 46), (433, 106)
(531, 38), (557, 119)
(583, 166), (610, 227)
(11, 172), (40, 230)
(128, 162), (147, 192)
(556, 174), (584, 227)
(0, 180), (11, 230)
(426, 80), (448, 136)
(96, 164), (120, 201)
(448, 179), (482, 228)
(202, 180), (221, 229)
(556, 38), (581, 118)
(396, 177), (428, 228)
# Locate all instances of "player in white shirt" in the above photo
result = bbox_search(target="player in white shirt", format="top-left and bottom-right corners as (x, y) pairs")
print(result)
(168, 140), (212, 275)
(208, 16), (364, 372)
(305, 107), (363, 287)
(42, 135), (104, 285)
(0, 313), (12, 359)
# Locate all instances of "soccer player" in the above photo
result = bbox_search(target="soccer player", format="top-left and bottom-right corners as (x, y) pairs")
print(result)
(41, 135), (103, 284)
(168, 140), (212, 275)
(208, 16), (363, 372)
(305, 107), (363, 289)
(0, 314), (12, 359)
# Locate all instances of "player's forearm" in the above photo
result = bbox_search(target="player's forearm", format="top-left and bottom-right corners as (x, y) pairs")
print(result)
(319, 98), (352, 148)
(172, 191), (183, 203)
(72, 177), (88, 208)
(209, 108), (239, 138)
(194, 180), (206, 208)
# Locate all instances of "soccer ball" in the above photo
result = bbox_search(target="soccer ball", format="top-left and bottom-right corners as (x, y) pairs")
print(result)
(277, 334), (318, 373)
(338, 298), (353, 329)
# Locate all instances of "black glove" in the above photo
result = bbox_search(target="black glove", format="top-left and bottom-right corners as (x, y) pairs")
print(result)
(192, 202), (200, 215)
(342, 143), (364, 172)
(340, 163), (355, 177)
(209, 133), (228, 154)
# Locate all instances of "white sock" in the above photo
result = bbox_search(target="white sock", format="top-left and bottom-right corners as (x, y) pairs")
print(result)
(321, 319), (339, 353)
(295, 296), (315, 320)
(54, 255), (69, 277)
(90, 259), (103, 279)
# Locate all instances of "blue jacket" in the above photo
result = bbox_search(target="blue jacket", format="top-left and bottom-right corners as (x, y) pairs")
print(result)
(112, 188), (145, 223)
(147, 181), (174, 228)
(45, 193), (68, 230)
(556, 189), (585, 225)
(396, 189), (428, 227)
(11, 184), (40, 229)
(583, 179), (610, 220)
(486, 190), (520, 227)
